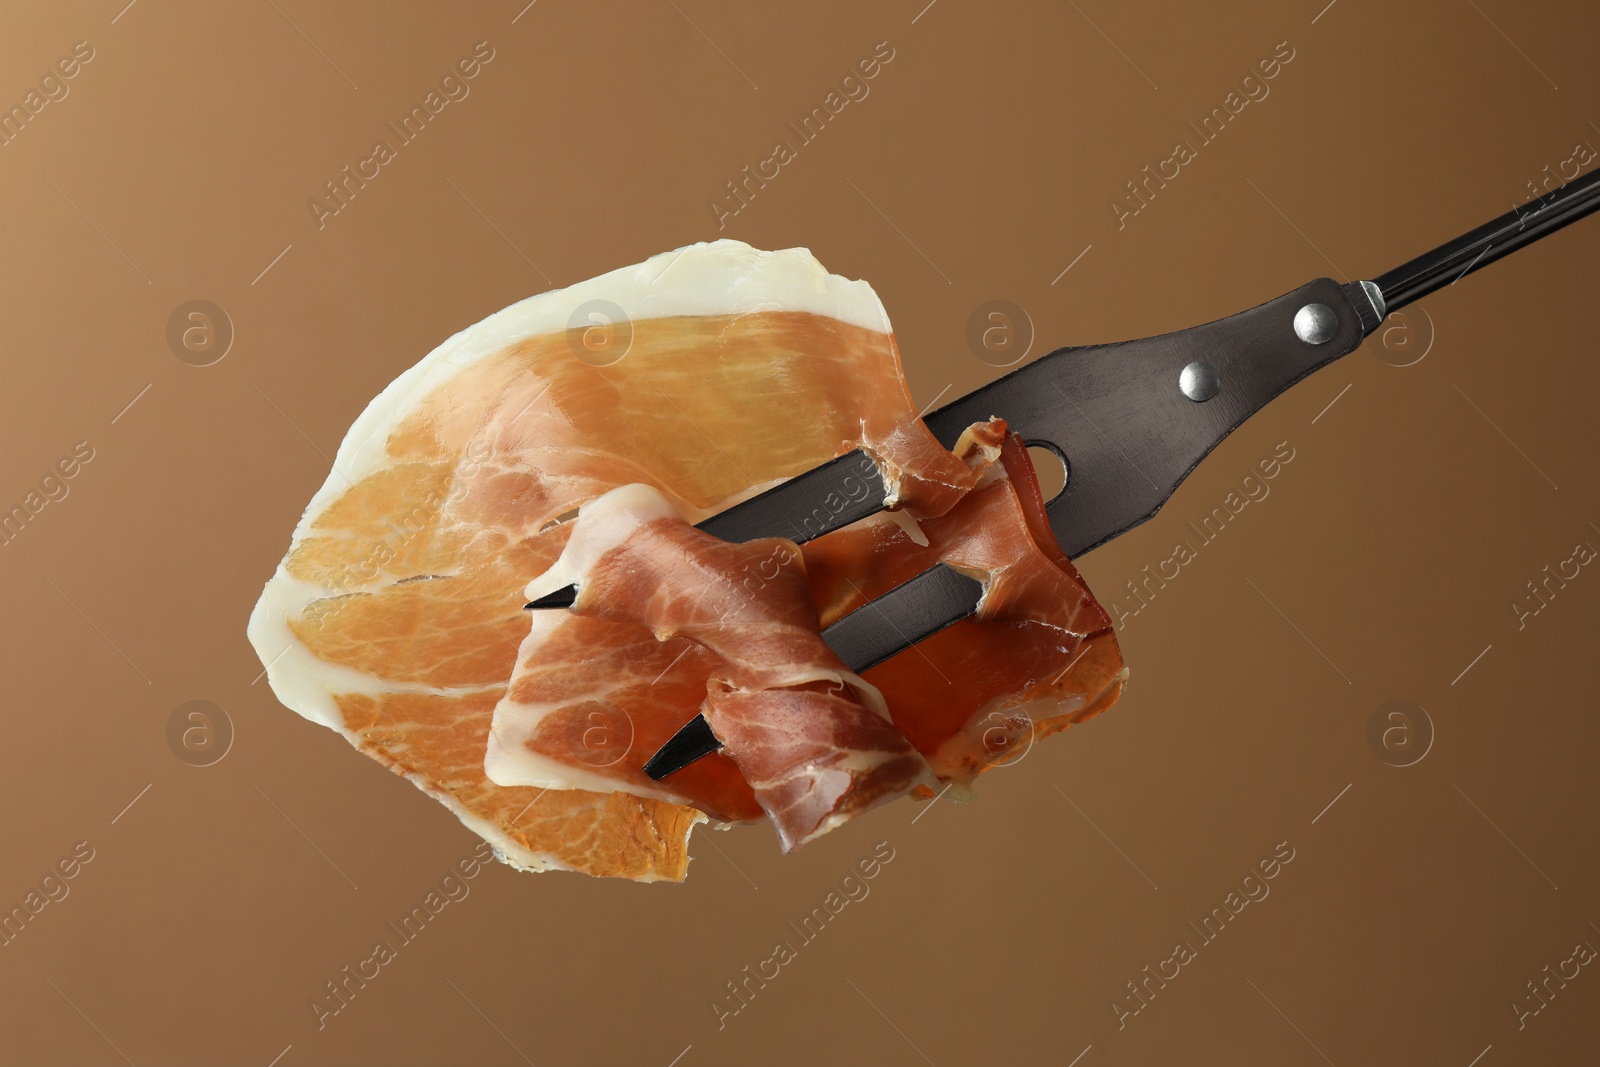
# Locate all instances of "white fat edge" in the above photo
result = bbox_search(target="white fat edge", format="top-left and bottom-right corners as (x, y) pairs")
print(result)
(522, 483), (680, 601)
(951, 421), (1007, 468)
(490, 486), (700, 803)
(972, 460), (1008, 490)
(253, 240), (889, 735)
(248, 580), (695, 878)
(788, 752), (938, 849)
(246, 572), (503, 728)
(522, 558), (578, 605)
(884, 509), (929, 546)
(261, 241), (892, 598)
(874, 451), (906, 510)
(308, 239), (893, 538)
(483, 618), (701, 803)
(246, 578), (594, 875)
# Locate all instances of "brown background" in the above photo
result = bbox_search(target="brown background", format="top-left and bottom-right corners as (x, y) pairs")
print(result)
(1, 0), (1597, 1064)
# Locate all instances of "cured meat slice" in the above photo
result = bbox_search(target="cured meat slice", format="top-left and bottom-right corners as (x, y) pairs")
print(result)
(487, 426), (1125, 849)
(487, 483), (934, 850)
(247, 239), (1125, 882)
(813, 432), (1126, 785)
(247, 240), (980, 880)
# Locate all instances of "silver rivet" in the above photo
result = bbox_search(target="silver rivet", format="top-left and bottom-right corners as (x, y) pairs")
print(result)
(1179, 360), (1219, 402)
(1293, 302), (1338, 345)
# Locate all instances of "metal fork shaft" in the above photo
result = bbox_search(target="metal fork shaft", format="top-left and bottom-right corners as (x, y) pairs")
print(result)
(1374, 168), (1600, 313)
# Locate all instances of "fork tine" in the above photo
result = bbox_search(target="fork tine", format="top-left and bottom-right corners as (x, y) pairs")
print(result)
(643, 716), (722, 780)
(525, 586), (577, 610)
(696, 449), (886, 545)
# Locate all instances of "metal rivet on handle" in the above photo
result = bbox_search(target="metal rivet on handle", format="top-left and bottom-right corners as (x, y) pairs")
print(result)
(1179, 361), (1219, 402)
(1293, 302), (1338, 345)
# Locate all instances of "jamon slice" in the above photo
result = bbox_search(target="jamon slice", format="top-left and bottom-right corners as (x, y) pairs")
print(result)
(487, 425), (1125, 843)
(247, 238), (1125, 881)
(816, 431), (1126, 785)
(247, 241), (994, 880)
(488, 483), (934, 849)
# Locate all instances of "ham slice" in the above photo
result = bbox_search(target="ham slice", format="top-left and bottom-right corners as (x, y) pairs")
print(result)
(820, 431), (1127, 785)
(487, 482), (936, 850)
(247, 239), (1126, 881)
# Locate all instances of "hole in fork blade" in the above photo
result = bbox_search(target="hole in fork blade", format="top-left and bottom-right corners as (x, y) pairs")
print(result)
(1025, 444), (1068, 502)
(644, 715), (722, 780)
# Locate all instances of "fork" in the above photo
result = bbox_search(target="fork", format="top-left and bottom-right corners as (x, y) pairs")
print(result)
(529, 169), (1600, 780)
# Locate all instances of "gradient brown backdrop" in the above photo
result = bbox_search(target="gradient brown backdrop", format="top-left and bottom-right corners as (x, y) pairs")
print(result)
(2, 1), (1597, 1064)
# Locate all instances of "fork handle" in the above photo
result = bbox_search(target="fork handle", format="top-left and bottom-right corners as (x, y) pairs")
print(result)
(1374, 167), (1600, 313)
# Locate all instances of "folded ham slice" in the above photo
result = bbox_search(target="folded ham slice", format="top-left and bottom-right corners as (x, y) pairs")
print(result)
(488, 482), (936, 850)
(247, 239), (1126, 881)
